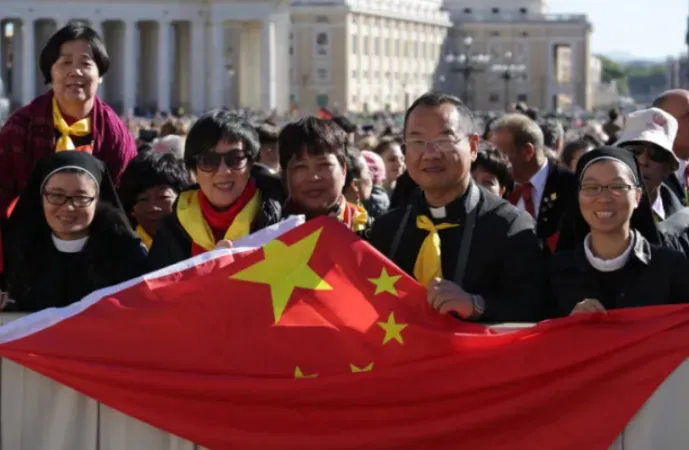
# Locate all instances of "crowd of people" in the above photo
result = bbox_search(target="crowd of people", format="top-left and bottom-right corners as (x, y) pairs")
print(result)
(2, 22), (689, 322)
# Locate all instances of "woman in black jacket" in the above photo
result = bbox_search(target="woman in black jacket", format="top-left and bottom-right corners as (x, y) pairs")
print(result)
(551, 146), (689, 315)
(2, 152), (148, 312)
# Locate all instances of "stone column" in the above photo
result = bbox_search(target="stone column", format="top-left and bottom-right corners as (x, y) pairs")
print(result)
(91, 20), (105, 100)
(190, 20), (205, 114)
(207, 19), (224, 109)
(260, 18), (276, 111)
(157, 20), (171, 113)
(21, 19), (36, 105)
(122, 20), (137, 115)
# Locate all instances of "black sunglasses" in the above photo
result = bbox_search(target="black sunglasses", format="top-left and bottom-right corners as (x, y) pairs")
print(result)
(625, 144), (670, 164)
(195, 150), (248, 172)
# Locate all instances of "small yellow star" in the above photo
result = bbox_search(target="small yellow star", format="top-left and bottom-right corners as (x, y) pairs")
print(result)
(294, 366), (318, 379)
(350, 362), (374, 373)
(230, 228), (332, 323)
(368, 267), (402, 296)
(377, 312), (408, 345)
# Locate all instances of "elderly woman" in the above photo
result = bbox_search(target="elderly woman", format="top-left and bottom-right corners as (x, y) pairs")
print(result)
(279, 117), (370, 232)
(0, 21), (136, 222)
(148, 110), (285, 270)
(2, 152), (147, 311)
(360, 150), (390, 218)
(551, 147), (689, 316)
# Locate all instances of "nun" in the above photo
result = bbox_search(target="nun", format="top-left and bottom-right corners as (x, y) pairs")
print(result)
(551, 147), (689, 316)
(2, 152), (148, 312)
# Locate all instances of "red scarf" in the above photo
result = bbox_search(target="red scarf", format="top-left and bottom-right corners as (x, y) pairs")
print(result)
(192, 179), (258, 256)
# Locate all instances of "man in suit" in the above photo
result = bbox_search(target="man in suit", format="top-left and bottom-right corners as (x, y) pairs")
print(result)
(490, 114), (577, 252)
(365, 93), (549, 323)
(615, 108), (684, 222)
(653, 90), (689, 203)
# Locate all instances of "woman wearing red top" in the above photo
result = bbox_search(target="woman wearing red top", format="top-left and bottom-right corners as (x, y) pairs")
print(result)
(0, 21), (136, 223)
(147, 110), (286, 270)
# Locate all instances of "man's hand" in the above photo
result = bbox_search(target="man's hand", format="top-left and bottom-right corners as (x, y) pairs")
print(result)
(214, 240), (234, 250)
(426, 278), (475, 318)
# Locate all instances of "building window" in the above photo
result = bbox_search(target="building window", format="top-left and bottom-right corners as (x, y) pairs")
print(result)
(463, 7), (472, 13)
(352, 70), (358, 78)
(374, 37), (380, 56)
(517, 94), (528, 102)
(289, 46), (293, 55)
(352, 36), (357, 54)
(317, 68), (328, 81)
(395, 40), (400, 57)
(363, 36), (369, 55)
(490, 31), (500, 37)
(491, 7), (500, 13)
(519, 7), (528, 14)
(352, 95), (357, 103)
(384, 38), (390, 56)
(522, 31), (529, 37)
(489, 93), (500, 104)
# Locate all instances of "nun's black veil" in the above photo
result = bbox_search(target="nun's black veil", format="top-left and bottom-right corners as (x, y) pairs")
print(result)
(555, 146), (660, 252)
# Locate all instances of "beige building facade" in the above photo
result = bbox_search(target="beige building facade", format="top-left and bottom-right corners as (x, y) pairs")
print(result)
(290, 0), (451, 114)
(442, 0), (592, 112)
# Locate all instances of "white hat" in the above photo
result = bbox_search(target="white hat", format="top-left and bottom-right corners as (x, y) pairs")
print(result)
(615, 107), (680, 170)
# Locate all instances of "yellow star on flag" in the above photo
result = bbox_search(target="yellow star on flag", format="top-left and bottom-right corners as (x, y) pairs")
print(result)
(368, 267), (402, 296)
(230, 228), (332, 323)
(294, 366), (318, 379)
(377, 312), (408, 345)
(350, 362), (374, 373)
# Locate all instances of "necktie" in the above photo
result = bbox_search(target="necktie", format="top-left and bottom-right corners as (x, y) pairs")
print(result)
(509, 182), (536, 218)
(52, 97), (91, 152)
(413, 215), (459, 286)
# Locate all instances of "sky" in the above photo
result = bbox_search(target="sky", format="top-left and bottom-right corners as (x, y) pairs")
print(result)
(547, 0), (687, 60)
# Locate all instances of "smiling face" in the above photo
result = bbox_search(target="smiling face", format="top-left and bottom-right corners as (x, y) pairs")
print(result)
(404, 103), (477, 192)
(132, 185), (178, 237)
(193, 140), (251, 210)
(285, 150), (346, 215)
(42, 171), (98, 240)
(578, 160), (642, 235)
(50, 39), (101, 105)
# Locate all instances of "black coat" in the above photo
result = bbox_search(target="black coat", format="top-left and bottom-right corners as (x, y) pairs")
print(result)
(658, 207), (689, 257)
(663, 173), (687, 205)
(365, 183), (550, 323)
(148, 166), (285, 271)
(4, 205), (149, 312)
(550, 230), (689, 316)
(535, 162), (577, 250)
(656, 183), (685, 221)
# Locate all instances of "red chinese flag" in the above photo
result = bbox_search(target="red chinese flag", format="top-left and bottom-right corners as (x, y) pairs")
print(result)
(0, 216), (688, 449)
(317, 107), (334, 119)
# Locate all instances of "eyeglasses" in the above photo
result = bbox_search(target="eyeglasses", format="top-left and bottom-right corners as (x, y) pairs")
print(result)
(624, 144), (670, 164)
(403, 137), (465, 153)
(579, 184), (637, 197)
(43, 192), (96, 207)
(195, 150), (248, 172)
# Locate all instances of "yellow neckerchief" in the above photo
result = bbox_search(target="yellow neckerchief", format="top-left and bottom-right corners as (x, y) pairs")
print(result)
(52, 97), (91, 151)
(413, 216), (459, 286)
(176, 189), (261, 251)
(338, 202), (369, 232)
(136, 225), (153, 250)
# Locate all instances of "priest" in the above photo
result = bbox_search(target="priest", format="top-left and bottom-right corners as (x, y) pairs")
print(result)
(366, 93), (549, 323)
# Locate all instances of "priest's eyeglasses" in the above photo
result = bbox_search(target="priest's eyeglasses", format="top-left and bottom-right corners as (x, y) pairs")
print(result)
(43, 192), (96, 208)
(579, 184), (637, 198)
(404, 137), (465, 153)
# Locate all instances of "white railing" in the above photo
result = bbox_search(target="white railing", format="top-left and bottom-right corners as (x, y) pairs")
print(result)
(0, 313), (687, 449)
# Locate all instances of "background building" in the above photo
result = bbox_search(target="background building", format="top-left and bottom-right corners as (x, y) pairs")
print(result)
(440, 0), (592, 112)
(289, 0), (451, 114)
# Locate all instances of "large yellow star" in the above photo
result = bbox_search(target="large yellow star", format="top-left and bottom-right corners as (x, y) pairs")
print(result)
(350, 362), (374, 373)
(230, 228), (332, 322)
(369, 267), (402, 296)
(294, 366), (318, 379)
(377, 312), (408, 345)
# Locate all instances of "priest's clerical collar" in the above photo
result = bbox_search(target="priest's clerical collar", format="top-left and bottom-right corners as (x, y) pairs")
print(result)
(52, 234), (89, 253)
(429, 206), (447, 219)
(418, 186), (469, 223)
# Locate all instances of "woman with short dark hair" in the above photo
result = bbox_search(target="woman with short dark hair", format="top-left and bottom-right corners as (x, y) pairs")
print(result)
(280, 117), (369, 231)
(0, 21), (136, 224)
(148, 110), (285, 270)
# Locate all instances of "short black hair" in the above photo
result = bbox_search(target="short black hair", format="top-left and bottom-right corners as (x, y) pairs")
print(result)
(471, 142), (512, 189)
(538, 118), (564, 149)
(278, 117), (348, 171)
(333, 115), (357, 134)
(403, 92), (476, 137)
(343, 147), (366, 190)
(256, 122), (279, 144)
(560, 138), (594, 169)
(118, 150), (190, 216)
(184, 109), (260, 171)
(39, 21), (110, 84)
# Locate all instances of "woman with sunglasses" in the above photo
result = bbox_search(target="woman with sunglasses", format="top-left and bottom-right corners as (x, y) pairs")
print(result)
(148, 110), (285, 270)
(551, 147), (689, 316)
(1, 152), (148, 311)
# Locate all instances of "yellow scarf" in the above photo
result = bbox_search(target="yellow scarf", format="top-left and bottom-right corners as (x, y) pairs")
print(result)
(52, 97), (91, 151)
(136, 225), (153, 250)
(413, 215), (459, 286)
(338, 203), (369, 232)
(176, 189), (261, 251)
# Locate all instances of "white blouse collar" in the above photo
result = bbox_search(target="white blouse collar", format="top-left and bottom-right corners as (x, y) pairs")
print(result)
(583, 233), (634, 272)
(51, 234), (89, 253)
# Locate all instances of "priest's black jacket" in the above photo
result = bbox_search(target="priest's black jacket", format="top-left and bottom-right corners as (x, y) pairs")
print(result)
(365, 183), (550, 323)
